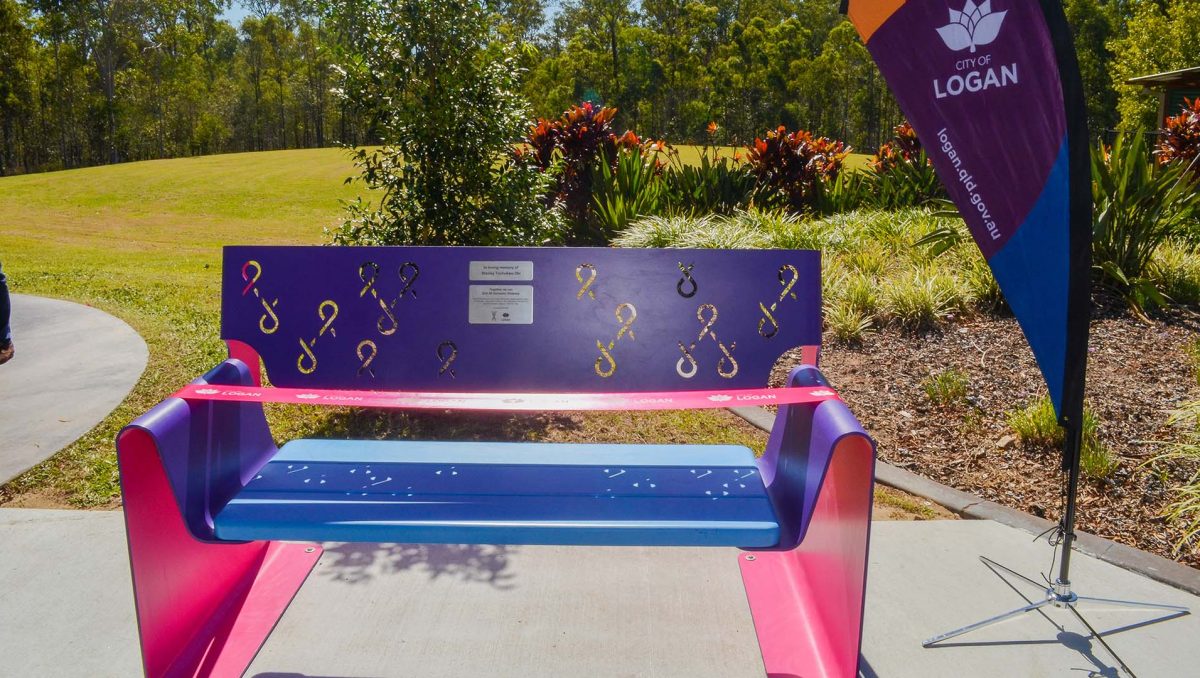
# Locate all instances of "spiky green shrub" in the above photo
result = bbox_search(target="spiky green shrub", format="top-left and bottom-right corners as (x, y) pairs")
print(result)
(825, 302), (874, 344)
(593, 147), (668, 239)
(922, 369), (969, 408)
(1007, 397), (1116, 480)
(1183, 337), (1200, 386)
(957, 249), (1006, 311)
(621, 207), (986, 332)
(1092, 132), (1200, 313)
(614, 209), (777, 250)
(757, 210), (831, 250)
(1150, 242), (1200, 305)
(879, 267), (955, 330)
(663, 135), (756, 215)
(840, 272), (880, 315)
(844, 245), (890, 278)
(612, 213), (713, 248)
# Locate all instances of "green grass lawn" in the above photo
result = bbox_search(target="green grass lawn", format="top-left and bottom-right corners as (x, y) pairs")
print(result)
(0, 147), (767, 507)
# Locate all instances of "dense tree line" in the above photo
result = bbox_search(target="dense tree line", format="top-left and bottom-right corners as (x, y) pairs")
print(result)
(0, 0), (369, 174)
(0, 0), (1196, 175)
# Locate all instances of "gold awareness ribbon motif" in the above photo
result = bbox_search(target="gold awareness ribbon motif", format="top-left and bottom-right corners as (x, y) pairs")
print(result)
(437, 341), (458, 378)
(758, 264), (799, 339)
(676, 304), (738, 379)
(357, 340), (377, 378)
(241, 260), (280, 335)
(576, 264), (597, 300)
(594, 303), (637, 377)
(359, 262), (398, 336)
(297, 300), (338, 375)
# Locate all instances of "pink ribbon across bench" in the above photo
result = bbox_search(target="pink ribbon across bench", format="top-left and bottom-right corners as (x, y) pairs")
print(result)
(173, 383), (840, 411)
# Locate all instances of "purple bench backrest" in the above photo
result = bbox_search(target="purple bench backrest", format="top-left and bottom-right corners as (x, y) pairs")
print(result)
(223, 246), (821, 391)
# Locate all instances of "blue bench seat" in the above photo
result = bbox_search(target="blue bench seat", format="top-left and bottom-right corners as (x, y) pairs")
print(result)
(214, 439), (781, 547)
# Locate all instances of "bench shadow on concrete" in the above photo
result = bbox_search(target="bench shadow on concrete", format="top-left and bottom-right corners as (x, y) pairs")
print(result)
(296, 408), (604, 592)
(316, 542), (519, 589)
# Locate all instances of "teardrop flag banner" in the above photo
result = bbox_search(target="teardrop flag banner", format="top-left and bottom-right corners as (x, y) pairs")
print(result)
(843, 0), (1091, 468)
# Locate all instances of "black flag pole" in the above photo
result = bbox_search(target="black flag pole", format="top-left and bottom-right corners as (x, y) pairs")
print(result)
(921, 1), (1188, 674)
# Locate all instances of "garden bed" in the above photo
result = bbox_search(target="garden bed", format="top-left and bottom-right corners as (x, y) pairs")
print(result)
(773, 303), (1200, 568)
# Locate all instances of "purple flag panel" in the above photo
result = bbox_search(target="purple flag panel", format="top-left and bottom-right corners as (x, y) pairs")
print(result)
(844, 0), (1091, 431)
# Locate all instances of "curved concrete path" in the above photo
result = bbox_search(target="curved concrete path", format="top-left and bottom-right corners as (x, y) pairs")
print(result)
(0, 295), (147, 485)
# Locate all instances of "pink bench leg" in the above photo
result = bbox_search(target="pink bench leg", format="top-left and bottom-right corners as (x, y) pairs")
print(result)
(119, 428), (321, 678)
(739, 435), (875, 678)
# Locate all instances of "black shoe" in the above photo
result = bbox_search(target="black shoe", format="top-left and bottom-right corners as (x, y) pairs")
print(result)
(0, 341), (12, 365)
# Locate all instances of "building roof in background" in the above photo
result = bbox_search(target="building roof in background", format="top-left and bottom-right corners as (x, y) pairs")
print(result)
(1126, 66), (1200, 88)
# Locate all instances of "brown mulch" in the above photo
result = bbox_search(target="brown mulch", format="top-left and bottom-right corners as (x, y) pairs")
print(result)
(773, 302), (1200, 568)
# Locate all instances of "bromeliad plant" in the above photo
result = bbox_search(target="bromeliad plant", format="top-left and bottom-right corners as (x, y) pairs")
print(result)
(528, 102), (648, 242)
(1156, 97), (1200, 174)
(528, 102), (620, 229)
(745, 126), (851, 215)
(865, 122), (946, 209)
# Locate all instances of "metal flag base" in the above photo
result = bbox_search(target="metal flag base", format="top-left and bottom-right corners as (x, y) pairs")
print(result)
(923, 556), (1190, 677)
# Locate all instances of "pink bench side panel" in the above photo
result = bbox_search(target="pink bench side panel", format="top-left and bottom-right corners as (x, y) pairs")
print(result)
(118, 427), (321, 677)
(739, 434), (875, 678)
(225, 340), (262, 387)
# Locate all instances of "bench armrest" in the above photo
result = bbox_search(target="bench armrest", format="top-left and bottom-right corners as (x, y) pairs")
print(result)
(118, 359), (277, 541)
(757, 364), (876, 550)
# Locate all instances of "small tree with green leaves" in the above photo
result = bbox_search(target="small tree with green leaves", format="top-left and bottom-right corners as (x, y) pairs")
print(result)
(328, 0), (563, 246)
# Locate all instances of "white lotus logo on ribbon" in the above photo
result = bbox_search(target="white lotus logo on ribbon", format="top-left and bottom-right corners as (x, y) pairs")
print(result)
(195, 388), (219, 395)
(937, 0), (1006, 53)
(811, 389), (836, 397)
(296, 393), (320, 400)
(707, 394), (733, 402)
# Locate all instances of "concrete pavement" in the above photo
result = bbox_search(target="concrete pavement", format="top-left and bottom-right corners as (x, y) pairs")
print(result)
(0, 295), (147, 484)
(1, 509), (1195, 677)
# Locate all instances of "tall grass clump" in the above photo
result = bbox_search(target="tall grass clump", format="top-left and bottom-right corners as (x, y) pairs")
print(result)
(1150, 402), (1200, 555)
(1150, 242), (1200, 305)
(1007, 397), (1117, 480)
(922, 369), (969, 408)
(613, 212), (767, 249)
(879, 266), (955, 330)
(825, 302), (874, 344)
(621, 207), (990, 334)
(1187, 338), (1200, 386)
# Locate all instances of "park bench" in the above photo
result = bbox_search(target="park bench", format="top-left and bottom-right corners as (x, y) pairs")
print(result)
(117, 245), (876, 678)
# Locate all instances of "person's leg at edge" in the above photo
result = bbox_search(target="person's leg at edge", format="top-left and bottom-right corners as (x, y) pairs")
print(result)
(0, 260), (12, 365)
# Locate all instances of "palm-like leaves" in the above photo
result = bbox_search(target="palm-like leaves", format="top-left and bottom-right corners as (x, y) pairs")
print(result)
(1092, 132), (1200, 314)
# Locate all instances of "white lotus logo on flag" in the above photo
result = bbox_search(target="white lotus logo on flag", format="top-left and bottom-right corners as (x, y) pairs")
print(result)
(707, 394), (733, 402)
(938, 0), (1006, 53)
